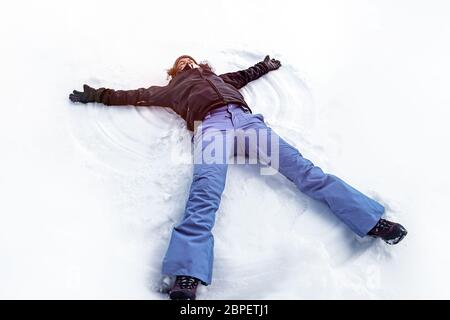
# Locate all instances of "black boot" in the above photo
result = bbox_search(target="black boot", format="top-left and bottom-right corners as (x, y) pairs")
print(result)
(368, 218), (408, 245)
(169, 276), (199, 300)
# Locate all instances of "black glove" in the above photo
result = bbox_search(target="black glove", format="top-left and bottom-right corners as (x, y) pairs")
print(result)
(262, 55), (281, 71)
(69, 84), (97, 103)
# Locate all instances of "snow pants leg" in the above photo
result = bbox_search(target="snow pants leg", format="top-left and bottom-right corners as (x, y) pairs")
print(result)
(162, 113), (232, 285)
(276, 135), (384, 236)
(238, 111), (385, 237)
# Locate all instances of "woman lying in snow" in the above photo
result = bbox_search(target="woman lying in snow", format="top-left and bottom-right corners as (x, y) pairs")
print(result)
(69, 54), (407, 300)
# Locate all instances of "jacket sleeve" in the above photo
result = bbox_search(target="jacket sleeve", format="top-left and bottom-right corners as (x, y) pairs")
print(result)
(94, 85), (171, 107)
(219, 61), (269, 89)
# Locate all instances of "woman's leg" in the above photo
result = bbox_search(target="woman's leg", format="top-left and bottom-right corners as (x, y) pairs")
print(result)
(275, 136), (384, 236)
(240, 113), (384, 237)
(162, 129), (229, 285)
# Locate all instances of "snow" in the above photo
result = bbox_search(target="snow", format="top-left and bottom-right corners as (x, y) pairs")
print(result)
(1, 0), (450, 299)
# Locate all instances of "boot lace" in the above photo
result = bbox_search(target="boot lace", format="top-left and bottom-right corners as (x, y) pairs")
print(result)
(370, 218), (393, 234)
(176, 276), (199, 289)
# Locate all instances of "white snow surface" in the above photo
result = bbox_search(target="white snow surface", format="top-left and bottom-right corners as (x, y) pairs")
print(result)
(1, 0), (450, 299)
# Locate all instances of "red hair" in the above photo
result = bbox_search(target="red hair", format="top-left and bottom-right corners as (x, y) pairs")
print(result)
(166, 55), (213, 80)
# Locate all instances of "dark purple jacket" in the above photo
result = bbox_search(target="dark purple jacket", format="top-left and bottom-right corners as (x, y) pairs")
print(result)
(92, 61), (270, 131)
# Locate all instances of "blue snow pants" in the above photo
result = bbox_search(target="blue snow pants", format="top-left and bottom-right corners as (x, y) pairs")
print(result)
(162, 103), (384, 285)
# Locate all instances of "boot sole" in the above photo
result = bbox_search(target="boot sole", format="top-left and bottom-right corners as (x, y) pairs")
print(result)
(169, 291), (196, 300)
(385, 227), (408, 245)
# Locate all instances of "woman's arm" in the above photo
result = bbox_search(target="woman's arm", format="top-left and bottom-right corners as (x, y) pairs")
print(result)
(69, 84), (171, 107)
(219, 55), (281, 89)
